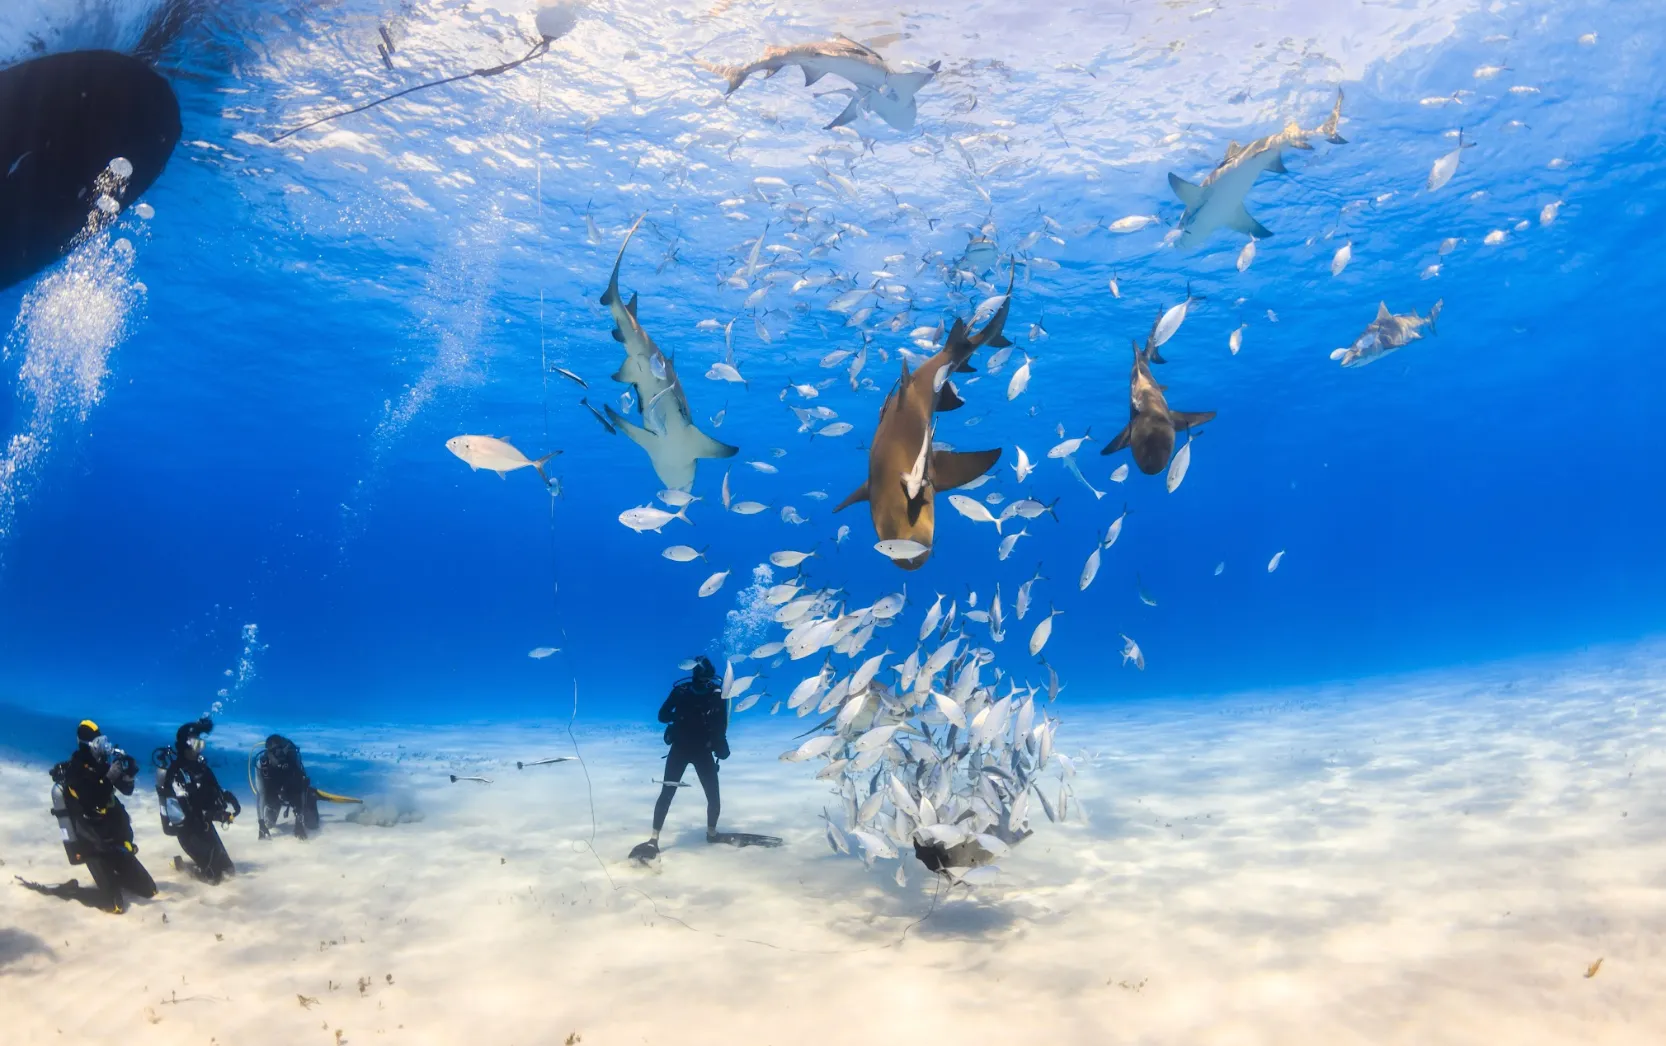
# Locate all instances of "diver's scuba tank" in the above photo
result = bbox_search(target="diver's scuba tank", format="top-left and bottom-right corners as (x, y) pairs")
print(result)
(48, 763), (85, 865)
(151, 746), (185, 836)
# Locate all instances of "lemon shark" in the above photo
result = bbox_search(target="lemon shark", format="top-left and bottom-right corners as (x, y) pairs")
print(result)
(1167, 90), (1347, 248)
(1101, 339), (1214, 475)
(600, 217), (738, 491)
(835, 273), (1014, 569)
(1331, 300), (1442, 368)
(709, 37), (939, 131)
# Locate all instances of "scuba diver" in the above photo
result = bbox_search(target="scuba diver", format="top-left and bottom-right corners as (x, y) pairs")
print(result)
(631, 656), (728, 861)
(17, 720), (157, 914)
(630, 657), (781, 863)
(154, 717), (240, 883)
(253, 734), (320, 840)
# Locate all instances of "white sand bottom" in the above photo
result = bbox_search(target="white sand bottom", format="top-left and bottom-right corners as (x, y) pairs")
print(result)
(2, 645), (1663, 1045)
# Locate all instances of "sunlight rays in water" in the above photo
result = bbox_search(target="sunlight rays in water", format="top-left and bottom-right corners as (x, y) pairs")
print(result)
(335, 205), (509, 554)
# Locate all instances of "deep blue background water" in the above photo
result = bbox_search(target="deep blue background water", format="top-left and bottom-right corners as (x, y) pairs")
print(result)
(1, 0), (1662, 737)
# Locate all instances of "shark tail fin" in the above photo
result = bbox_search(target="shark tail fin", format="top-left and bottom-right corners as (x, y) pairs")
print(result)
(1320, 89), (1347, 144)
(600, 215), (646, 307)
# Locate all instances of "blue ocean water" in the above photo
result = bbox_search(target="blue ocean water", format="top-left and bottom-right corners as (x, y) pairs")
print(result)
(1, 0), (1663, 741)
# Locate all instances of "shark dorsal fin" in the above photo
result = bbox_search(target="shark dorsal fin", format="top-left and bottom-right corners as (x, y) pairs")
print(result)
(626, 293), (639, 318)
(1376, 302), (1392, 322)
(1224, 141), (1243, 161)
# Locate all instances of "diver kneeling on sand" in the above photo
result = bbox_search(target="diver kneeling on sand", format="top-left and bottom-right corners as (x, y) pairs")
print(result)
(154, 717), (240, 883)
(253, 733), (322, 839)
(16, 720), (157, 913)
(631, 656), (781, 862)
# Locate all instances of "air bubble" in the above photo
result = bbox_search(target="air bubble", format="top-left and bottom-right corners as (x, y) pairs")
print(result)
(134, 203), (155, 220)
(107, 157), (134, 180)
(95, 194), (120, 216)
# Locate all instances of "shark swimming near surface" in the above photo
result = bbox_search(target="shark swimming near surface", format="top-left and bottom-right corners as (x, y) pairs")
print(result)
(1167, 89), (1347, 249)
(708, 37), (939, 131)
(600, 217), (738, 491)
(1101, 338), (1215, 475)
(835, 272), (1014, 569)
(1331, 300), (1443, 367)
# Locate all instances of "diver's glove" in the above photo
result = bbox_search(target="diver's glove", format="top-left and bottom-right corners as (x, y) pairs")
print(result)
(225, 794), (242, 819)
(714, 740), (730, 761)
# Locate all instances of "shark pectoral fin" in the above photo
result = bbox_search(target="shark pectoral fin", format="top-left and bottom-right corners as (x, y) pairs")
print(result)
(985, 333), (1012, 349)
(1167, 172), (1203, 209)
(833, 482), (870, 513)
(930, 448), (1001, 491)
(1227, 204), (1272, 238)
(604, 404), (645, 439)
(611, 326), (625, 343)
(803, 67), (826, 87)
(825, 95), (864, 130)
(1102, 423), (1133, 455)
(954, 360), (978, 374)
(1168, 410), (1216, 432)
(936, 382), (965, 412)
(690, 428), (740, 460)
(1268, 154), (1288, 174)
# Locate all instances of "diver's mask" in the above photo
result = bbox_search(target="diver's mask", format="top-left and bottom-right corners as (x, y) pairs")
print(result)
(187, 736), (205, 756)
(86, 735), (114, 761)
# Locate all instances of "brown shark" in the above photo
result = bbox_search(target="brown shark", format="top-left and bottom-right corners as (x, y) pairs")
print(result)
(835, 278), (1014, 569)
(1101, 339), (1215, 475)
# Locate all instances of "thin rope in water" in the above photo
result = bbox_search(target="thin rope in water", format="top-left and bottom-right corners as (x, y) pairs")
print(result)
(270, 38), (551, 143)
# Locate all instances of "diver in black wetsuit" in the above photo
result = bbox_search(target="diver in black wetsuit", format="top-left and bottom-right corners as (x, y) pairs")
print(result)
(633, 657), (729, 859)
(17, 720), (157, 914)
(155, 717), (240, 883)
(254, 734), (320, 840)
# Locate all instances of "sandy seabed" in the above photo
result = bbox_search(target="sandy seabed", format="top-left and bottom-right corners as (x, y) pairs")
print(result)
(2, 646), (1662, 1046)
